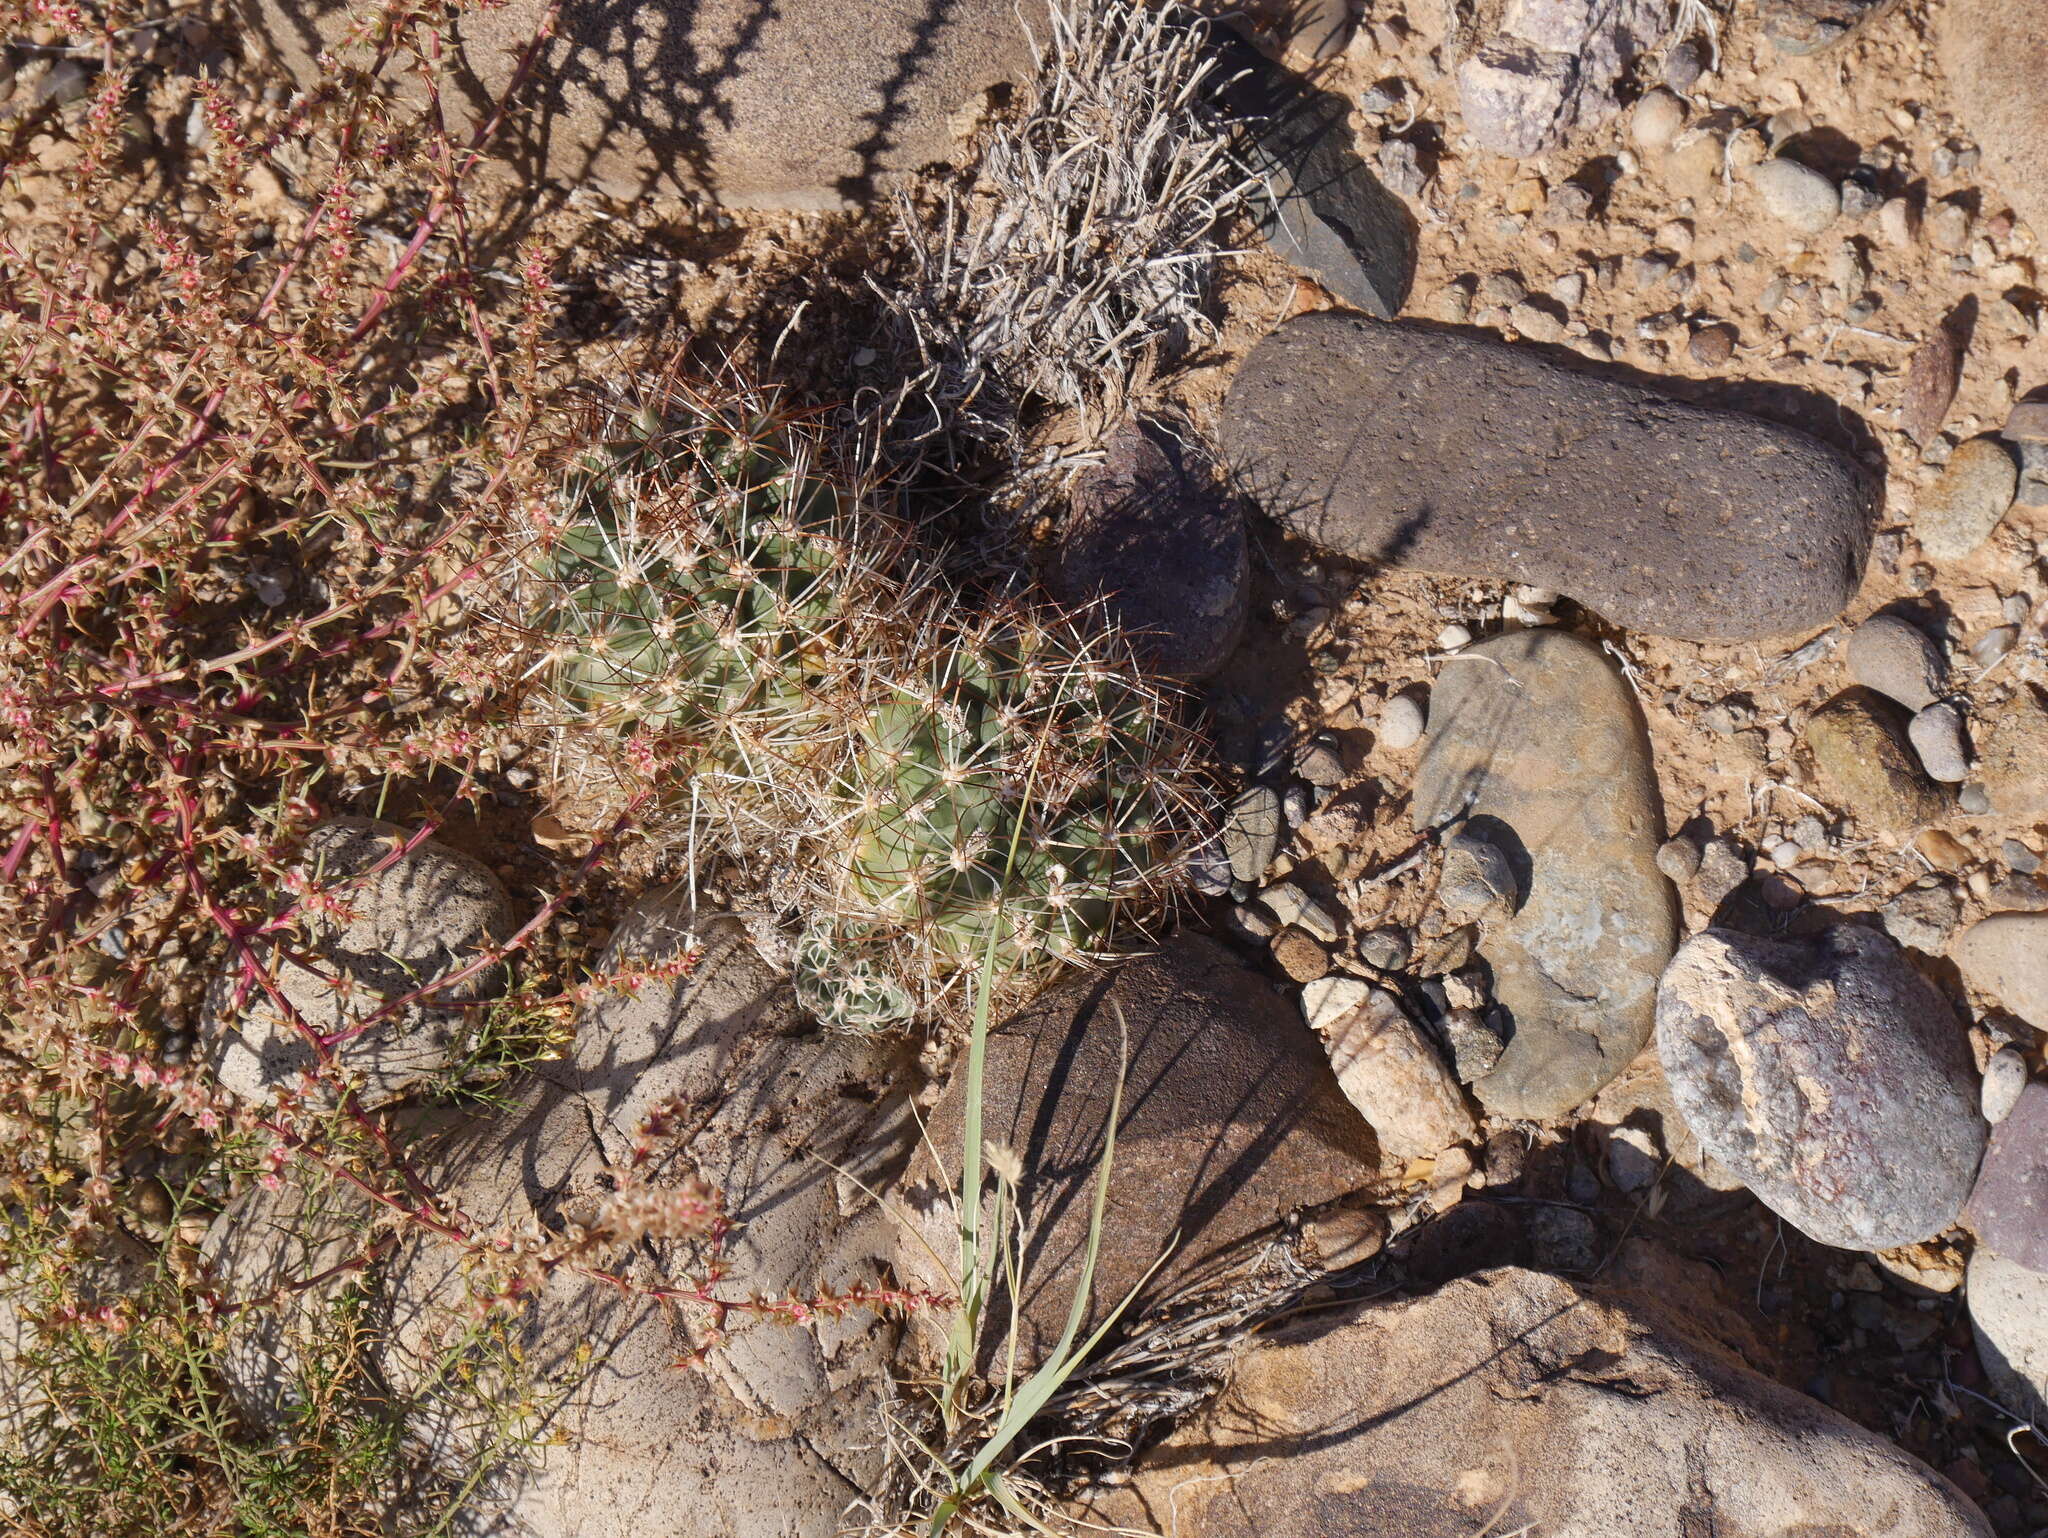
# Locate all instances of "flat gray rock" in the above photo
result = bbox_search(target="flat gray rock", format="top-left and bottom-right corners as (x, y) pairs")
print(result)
(1658, 924), (1986, 1251)
(1966, 1081), (2048, 1273)
(1967, 1247), (2048, 1422)
(1222, 313), (1875, 640)
(1411, 630), (1678, 1120)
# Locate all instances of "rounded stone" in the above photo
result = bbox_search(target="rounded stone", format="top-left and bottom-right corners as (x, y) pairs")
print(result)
(1936, 0), (2048, 240)
(1750, 156), (1842, 234)
(1982, 1047), (2029, 1125)
(1967, 1248), (2048, 1422)
(1804, 688), (1948, 839)
(1846, 612), (1947, 710)
(1657, 924), (1986, 1252)
(1955, 912), (2048, 1029)
(244, 0), (1046, 210)
(1631, 87), (1687, 153)
(1917, 438), (2020, 561)
(1411, 630), (1678, 1120)
(1224, 313), (1873, 641)
(1052, 421), (1250, 680)
(1378, 691), (1427, 751)
(1966, 1081), (2048, 1273)
(1909, 702), (1972, 784)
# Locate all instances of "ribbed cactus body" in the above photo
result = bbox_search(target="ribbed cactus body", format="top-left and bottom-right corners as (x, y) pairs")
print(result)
(519, 383), (1205, 1026)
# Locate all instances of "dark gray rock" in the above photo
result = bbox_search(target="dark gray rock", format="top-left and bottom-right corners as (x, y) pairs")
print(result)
(893, 934), (1377, 1370)
(1223, 313), (1874, 641)
(1966, 1081), (2048, 1273)
(1052, 421), (1248, 680)
(1412, 630), (1678, 1120)
(1657, 924), (1986, 1251)
(1217, 39), (1416, 320)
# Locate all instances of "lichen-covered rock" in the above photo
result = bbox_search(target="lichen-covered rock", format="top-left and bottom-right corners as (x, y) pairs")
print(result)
(1804, 687), (1948, 839)
(1223, 313), (1873, 640)
(246, 0), (1047, 210)
(1085, 1266), (1993, 1538)
(1456, 0), (1671, 157)
(1411, 630), (1678, 1121)
(1657, 925), (1986, 1251)
(1966, 1081), (2048, 1273)
(204, 818), (519, 1108)
(893, 934), (1377, 1370)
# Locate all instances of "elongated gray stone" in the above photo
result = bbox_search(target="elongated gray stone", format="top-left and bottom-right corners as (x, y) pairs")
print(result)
(1412, 630), (1678, 1120)
(1223, 313), (1875, 640)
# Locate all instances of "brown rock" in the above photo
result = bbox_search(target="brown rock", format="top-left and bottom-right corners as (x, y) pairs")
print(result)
(1937, 0), (2048, 240)
(894, 934), (1376, 1370)
(1318, 984), (1476, 1161)
(1804, 687), (1948, 838)
(1956, 912), (2048, 1029)
(245, 0), (1045, 210)
(1085, 1267), (1992, 1538)
(1900, 307), (1969, 446)
(1223, 313), (1873, 641)
(1411, 630), (1678, 1120)
(1270, 925), (1331, 981)
(1974, 687), (2048, 821)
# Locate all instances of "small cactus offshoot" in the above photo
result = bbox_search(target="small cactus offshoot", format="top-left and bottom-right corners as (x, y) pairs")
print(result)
(512, 377), (1210, 1025)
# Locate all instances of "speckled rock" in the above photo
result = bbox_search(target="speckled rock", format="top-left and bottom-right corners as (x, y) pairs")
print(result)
(1760, 0), (1896, 53)
(203, 818), (519, 1108)
(1982, 1048), (2030, 1125)
(1317, 983), (1477, 1161)
(246, 0), (1046, 210)
(1937, 0), (2048, 240)
(1967, 1248), (2048, 1421)
(1917, 437), (2020, 560)
(1456, 0), (1671, 157)
(1657, 925), (1986, 1251)
(894, 935), (1376, 1370)
(1750, 156), (1841, 234)
(1968, 1080), (2048, 1274)
(1804, 688), (1948, 838)
(1956, 913), (2048, 1029)
(1973, 690), (2048, 822)
(1846, 612), (1947, 710)
(1412, 630), (1678, 1120)
(1085, 1266), (1993, 1538)
(1052, 421), (1248, 679)
(1224, 313), (1873, 641)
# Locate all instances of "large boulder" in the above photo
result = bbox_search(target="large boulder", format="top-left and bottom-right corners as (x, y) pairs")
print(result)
(203, 818), (520, 1108)
(242, 0), (1048, 209)
(1936, 0), (2048, 240)
(893, 933), (1378, 1370)
(1222, 313), (1875, 640)
(1087, 1265), (1993, 1537)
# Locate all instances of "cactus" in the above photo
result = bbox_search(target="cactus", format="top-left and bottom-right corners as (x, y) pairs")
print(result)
(514, 379), (1208, 1026)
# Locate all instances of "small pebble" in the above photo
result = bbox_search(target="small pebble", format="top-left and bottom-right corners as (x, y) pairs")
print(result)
(1283, 782), (1313, 827)
(1972, 626), (2019, 668)
(1909, 703), (1971, 784)
(1631, 88), (1687, 154)
(1689, 325), (1737, 367)
(1656, 832), (1703, 884)
(1435, 623), (1473, 651)
(1751, 157), (1841, 235)
(1296, 738), (1346, 788)
(1357, 927), (1412, 971)
(1260, 880), (1342, 942)
(2005, 839), (2042, 875)
(1878, 197), (1918, 247)
(1606, 1126), (1662, 1192)
(1270, 926), (1331, 983)
(1768, 837), (1805, 868)
(1847, 613), (1947, 710)
(1960, 783), (1993, 815)
(1917, 438), (2019, 560)
(1982, 1047), (2029, 1125)
(1379, 690), (1428, 750)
